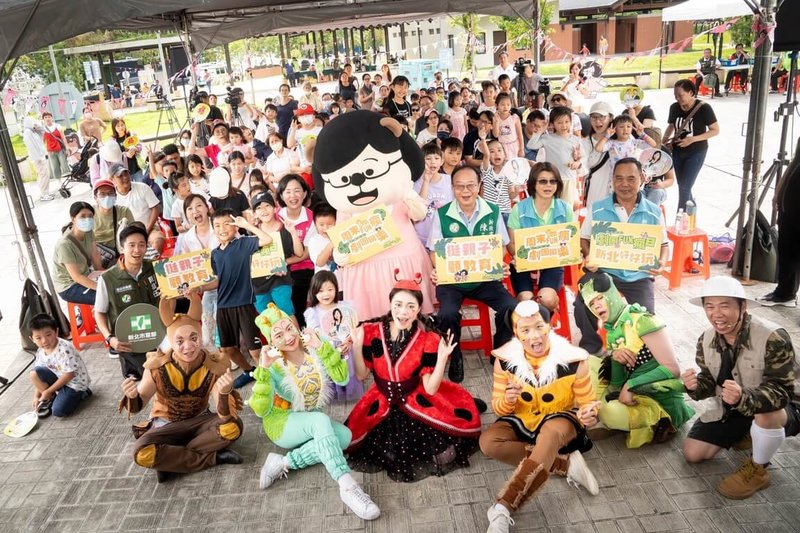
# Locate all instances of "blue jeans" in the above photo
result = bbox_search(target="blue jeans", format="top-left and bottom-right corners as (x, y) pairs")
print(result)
(643, 186), (667, 206)
(34, 366), (88, 417)
(255, 285), (295, 316)
(59, 284), (96, 305)
(672, 148), (707, 211)
(435, 280), (517, 362)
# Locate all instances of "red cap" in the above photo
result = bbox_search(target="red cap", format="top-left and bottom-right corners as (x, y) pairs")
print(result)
(392, 268), (423, 291)
(93, 178), (115, 193)
(294, 103), (315, 116)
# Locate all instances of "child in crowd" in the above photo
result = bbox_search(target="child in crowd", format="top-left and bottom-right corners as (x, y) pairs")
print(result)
(255, 104), (280, 144)
(493, 93), (524, 160)
(437, 119), (453, 141)
(446, 91), (468, 141)
(526, 106), (585, 207)
(185, 154), (210, 195)
(523, 110), (548, 161)
(303, 271), (363, 401)
(416, 109), (440, 147)
(497, 74), (518, 107)
(166, 173), (196, 233)
(463, 110), (494, 168)
(29, 313), (91, 419)
(593, 113), (658, 167)
(641, 128), (675, 206)
(144, 229), (166, 261)
(264, 133), (299, 193)
(251, 192), (303, 317)
(479, 137), (517, 223)
(413, 143), (454, 245)
(210, 208), (275, 388)
(307, 202), (338, 273)
(477, 80), (497, 113)
(440, 137), (463, 176)
(243, 126), (269, 162)
(227, 126), (256, 166)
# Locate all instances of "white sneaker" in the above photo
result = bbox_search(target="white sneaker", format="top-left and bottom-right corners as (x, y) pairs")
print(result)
(486, 505), (514, 533)
(108, 351), (119, 359)
(259, 453), (288, 489)
(567, 451), (599, 495)
(339, 483), (380, 520)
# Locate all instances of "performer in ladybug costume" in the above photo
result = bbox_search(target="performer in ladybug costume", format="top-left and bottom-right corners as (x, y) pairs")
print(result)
(345, 270), (481, 482)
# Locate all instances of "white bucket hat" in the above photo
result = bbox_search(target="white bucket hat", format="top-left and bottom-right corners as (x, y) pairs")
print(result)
(689, 276), (757, 306)
(99, 141), (123, 164)
(208, 166), (231, 199)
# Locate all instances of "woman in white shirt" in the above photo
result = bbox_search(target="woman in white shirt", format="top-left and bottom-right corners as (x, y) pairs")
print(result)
(264, 132), (300, 194)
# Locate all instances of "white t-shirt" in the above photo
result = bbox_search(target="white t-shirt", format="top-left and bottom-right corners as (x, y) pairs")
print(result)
(307, 233), (333, 272)
(266, 149), (296, 182)
(490, 64), (517, 83)
(175, 224), (219, 255)
(115, 182), (160, 225)
(35, 338), (91, 391)
(416, 129), (438, 147)
(294, 126), (322, 167)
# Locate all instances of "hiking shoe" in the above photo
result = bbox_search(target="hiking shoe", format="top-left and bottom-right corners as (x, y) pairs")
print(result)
(233, 369), (255, 389)
(732, 434), (752, 451)
(718, 458), (770, 499)
(259, 453), (288, 490)
(756, 292), (797, 308)
(36, 399), (53, 419)
(567, 451), (599, 495)
(486, 505), (515, 533)
(339, 483), (380, 520)
(448, 355), (464, 383)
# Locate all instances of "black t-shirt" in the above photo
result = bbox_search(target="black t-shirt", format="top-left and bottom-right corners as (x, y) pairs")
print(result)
(252, 228), (294, 294)
(462, 130), (495, 161)
(636, 105), (656, 124)
(276, 99), (298, 138)
(210, 190), (250, 217)
(386, 99), (412, 118)
(667, 100), (717, 152)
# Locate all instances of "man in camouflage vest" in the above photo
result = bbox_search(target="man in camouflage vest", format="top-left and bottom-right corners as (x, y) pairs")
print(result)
(681, 276), (800, 499)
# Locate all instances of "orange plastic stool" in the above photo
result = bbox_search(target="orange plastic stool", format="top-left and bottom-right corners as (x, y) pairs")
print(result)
(68, 303), (105, 350)
(662, 226), (710, 290)
(459, 299), (494, 357)
(564, 263), (581, 296)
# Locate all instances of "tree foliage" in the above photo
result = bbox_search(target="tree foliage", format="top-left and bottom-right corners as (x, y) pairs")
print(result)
(450, 13), (480, 72)
(489, 0), (555, 49)
(729, 16), (754, 47)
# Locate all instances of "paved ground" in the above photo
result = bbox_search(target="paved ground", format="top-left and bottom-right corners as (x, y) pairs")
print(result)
(0, 83), (799, 533)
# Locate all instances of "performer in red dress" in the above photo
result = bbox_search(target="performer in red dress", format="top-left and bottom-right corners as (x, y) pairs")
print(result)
(345, 271), (481, 482)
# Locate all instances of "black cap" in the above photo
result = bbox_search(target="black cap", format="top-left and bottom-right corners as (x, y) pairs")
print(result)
(251, 191), (276, 210)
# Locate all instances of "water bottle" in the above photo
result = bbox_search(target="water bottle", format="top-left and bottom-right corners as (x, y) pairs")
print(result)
(674, 208), (684, 230)
(685, 201), (697, 231)
(679, 212), (690, 235)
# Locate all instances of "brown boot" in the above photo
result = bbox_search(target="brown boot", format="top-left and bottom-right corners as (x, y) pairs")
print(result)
(550, 455), (569, 476)
(497, 458), (549, 512)
(732, 434), (752, 451)
(718, 458), (770, 500)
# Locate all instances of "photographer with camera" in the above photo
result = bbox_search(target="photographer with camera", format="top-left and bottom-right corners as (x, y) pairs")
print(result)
(224, 87), (259, 130)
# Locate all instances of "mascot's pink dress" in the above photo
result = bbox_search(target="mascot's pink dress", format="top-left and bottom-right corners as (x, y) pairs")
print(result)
(313, 111), (435, 320)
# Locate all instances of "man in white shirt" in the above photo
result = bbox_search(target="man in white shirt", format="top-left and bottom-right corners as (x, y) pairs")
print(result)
(489, 52), (517, 84)
(22, 117), (52, 201)
(109, 163), (160, 233)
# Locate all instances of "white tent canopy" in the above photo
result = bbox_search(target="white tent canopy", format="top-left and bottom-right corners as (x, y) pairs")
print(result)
(662, 0), (754, 21)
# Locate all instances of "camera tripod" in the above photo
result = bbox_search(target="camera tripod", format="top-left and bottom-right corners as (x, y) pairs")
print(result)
(155, 95), (188, 142)
(725, 52), (798, 227)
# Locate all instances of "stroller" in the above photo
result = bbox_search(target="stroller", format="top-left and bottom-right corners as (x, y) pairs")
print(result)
(57, 135), (98, 198)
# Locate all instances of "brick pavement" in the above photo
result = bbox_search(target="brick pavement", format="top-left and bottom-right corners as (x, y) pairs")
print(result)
(1, 266), (799, 533)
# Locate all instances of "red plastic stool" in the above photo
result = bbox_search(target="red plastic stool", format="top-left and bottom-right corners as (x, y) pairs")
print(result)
(552, 286), (572, 341)
(564, 263), (581, 296)
(68, 303), (105, 350)
(459, 299), (494, 357)
(662, 226), (710, 290)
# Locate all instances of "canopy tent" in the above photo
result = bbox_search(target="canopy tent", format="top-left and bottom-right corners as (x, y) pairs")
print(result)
(662, 0), (755, 21)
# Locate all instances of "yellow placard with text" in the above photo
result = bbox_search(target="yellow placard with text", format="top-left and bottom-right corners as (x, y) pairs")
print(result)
(154, 249), (215, 298)
(328, 204), (402, 265)
(588, 221), (662, 271)
(513, 222), (582, 272)
(433, 235), (505, 285)
(251, 233), (287, 278)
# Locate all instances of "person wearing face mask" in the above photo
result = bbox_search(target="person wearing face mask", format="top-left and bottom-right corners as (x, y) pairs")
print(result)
(264, 133), (300, 192)
(93, 179), (134, 267)
(53, 201), (104, 305)
(178, 129), (192, 158)
(287, 103), (322, 173)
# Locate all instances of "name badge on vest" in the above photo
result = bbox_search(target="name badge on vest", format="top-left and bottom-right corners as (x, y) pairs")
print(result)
(449, 222), (460, 233)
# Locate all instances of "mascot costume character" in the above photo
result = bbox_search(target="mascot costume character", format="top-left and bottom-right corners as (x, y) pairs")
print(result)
(313, 110), (435, 320)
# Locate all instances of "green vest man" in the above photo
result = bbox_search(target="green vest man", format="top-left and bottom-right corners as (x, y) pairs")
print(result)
(426, 166), (517, 383)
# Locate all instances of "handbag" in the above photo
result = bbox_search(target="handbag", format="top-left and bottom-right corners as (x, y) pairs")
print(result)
(670, 101), (706, 148)
(730, 210), (778, 282)
(19, 278), (71, 351)
(96, 207), (119, 269)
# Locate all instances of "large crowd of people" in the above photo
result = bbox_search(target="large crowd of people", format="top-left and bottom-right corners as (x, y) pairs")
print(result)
(28, 57), (799, 532)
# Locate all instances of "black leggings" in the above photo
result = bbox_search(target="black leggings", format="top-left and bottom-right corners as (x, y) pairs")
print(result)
(290, 268), (314, 328)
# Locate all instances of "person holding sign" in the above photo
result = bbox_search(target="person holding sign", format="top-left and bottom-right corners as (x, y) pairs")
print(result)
(208, 209), (275, 389)
(345, 273), (481, 482)
(249, 304), (381, 520)
(427, 166), (517, 382)
(579, 273), (694, 448)
(118, 294), (244, 483)
(482, 301), (599, 533)
(508, 163), (576, 314)
(575, 158), (668, 355)
(95, 224), (162, 380)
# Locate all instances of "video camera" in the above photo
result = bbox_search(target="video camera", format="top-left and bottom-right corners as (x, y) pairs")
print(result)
(537, 78), (551, 96)
(225, 86), (241, 109)
(513, 58), (532, 76)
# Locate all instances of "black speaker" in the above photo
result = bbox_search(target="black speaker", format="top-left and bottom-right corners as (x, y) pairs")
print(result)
(774, 1), (800, 52)
(167, 45), (190, 77)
